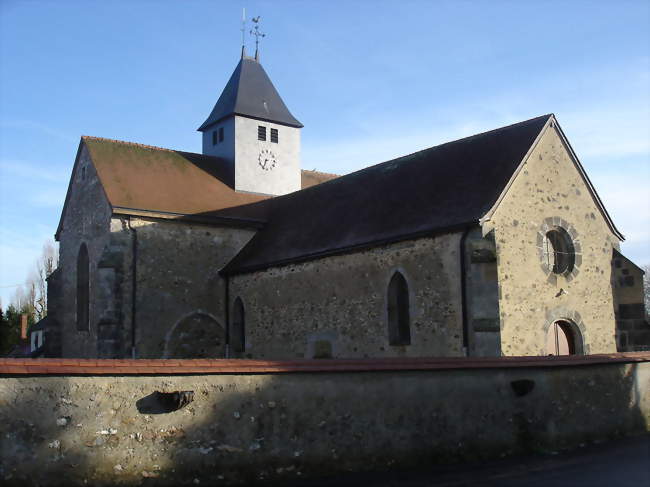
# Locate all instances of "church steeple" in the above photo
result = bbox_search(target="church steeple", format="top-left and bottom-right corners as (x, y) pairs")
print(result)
(197, 57), (303, 133)
(198, 50), (303, 196)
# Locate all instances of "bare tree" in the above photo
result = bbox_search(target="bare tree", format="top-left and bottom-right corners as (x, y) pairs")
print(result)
(33, 240), (58, 320)
(10, 239), (59, 321)
(11, 286), (26, 311)
(642, 264), (650, 320)
(25, 273), (37, 319)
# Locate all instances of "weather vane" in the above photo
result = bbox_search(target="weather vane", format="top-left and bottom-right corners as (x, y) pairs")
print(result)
(250, 16), (266, 60)
(241, 8), (247, 53)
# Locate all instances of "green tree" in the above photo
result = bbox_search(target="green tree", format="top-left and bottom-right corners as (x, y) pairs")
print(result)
(0, 304), (23, 356)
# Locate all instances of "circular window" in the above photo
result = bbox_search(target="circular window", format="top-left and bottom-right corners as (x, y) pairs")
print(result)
(543, 227), (575, 274)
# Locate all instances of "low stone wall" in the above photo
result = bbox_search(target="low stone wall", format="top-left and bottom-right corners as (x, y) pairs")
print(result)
(1, 354), (649, 486)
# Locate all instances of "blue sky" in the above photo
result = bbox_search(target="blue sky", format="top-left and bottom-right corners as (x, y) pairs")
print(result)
(1, 0), (648, 305)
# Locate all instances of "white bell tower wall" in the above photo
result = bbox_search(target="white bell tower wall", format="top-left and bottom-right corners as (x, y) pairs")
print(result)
(233, 115), (301, 196)
(202, 117), (236, 162)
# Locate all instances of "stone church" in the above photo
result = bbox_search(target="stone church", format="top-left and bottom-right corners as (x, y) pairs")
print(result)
(43, 50), (648, 359)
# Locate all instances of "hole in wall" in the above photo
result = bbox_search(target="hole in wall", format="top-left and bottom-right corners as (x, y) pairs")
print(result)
(510, 379), (535, 397)
(136, 391), (194, 414)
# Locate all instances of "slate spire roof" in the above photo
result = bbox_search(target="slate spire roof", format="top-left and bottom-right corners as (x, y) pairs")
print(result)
(198, 56), (303, 131)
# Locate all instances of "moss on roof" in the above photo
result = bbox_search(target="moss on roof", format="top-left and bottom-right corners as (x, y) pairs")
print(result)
(83, 136), (269, 217)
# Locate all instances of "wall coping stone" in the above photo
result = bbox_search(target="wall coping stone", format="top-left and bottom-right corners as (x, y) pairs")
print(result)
(1, 353), (648, 376)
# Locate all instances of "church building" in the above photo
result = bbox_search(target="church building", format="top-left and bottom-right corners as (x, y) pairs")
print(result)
(43, 49), (648, 359)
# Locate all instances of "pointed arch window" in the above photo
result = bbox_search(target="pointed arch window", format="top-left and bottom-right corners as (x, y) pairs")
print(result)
(76, 243), (89, 331)
(231, 297), (245, 355)
(387, 271), (411, 346)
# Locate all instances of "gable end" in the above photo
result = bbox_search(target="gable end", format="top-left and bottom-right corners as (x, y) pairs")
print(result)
(54, 139), (113, 241)
(480, 115), (624, 241)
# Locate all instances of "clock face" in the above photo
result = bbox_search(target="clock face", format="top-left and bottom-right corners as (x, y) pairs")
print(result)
(258, 149), (277, 171)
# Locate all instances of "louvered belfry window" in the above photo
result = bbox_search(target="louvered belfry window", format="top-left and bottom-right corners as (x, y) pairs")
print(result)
(270, 128), (278, 143)
(258, 126), (266, 141)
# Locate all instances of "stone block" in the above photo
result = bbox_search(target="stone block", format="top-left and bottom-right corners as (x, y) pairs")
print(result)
(629, 331), (650, 346)
(97, 322), (121, 340)
(616, 319), (638, 331)
(619, 304), (645, 320)
(97, 338), (122, 358)
(98, 247), (125, 269)
(470, 247), (497, 263)
(634, 320), (650, 331)
(472, 318), (500, 332)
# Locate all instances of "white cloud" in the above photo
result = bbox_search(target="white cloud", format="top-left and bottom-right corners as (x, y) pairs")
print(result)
(31, 187), (68, 208)
(562, 108), (650, 161)
(0, 159), (69, 183)
(0, 120), (76, 144)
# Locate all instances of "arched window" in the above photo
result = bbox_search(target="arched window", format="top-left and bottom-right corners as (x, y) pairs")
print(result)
(387, 271), (411, 346)
(543, 227), (575, 274)
(76, 243), (89, 331)
(231, 297), (245, 355)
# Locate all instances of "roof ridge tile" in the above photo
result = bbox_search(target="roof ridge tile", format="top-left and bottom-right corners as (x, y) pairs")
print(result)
(82, 135), (178, 154)
(301, 169), (339, 177)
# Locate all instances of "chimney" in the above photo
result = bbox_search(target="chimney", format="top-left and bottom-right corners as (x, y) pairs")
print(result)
(20, 314), (28, 340)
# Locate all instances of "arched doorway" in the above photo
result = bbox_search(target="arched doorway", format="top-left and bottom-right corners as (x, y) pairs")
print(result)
(165, 312), (226, 358)
(546, 320), (577, 355)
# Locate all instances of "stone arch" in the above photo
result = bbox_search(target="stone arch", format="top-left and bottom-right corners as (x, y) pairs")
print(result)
(164, 311), (226, 358)
(536, 217), (582, 283)
(543, 307), (587, 355)
(387, 270), (411, 346)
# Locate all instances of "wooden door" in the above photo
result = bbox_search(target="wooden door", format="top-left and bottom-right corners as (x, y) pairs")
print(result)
(546, 320), (575, 355)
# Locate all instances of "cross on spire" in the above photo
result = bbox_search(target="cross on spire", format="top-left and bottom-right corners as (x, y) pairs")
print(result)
(250, 16), (266, 61)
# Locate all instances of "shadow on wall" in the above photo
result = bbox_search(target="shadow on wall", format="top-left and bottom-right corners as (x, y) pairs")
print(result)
(0, 360), (648, 486)
(2, 374), (259, 486)
(163, 312), (226, 359)
(73, 214), (244, 360)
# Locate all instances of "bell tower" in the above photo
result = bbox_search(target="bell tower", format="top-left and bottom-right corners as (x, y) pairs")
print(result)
(198, 33), (303, 196)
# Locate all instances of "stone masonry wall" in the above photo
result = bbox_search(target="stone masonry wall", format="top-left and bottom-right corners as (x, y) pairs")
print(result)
(487, 124), (621, 356)
(464, 227), (501, 356)
(230, 233), (465, 359)
(612, 253), (650, 351)
(1, 357), (648, 486)
(57, 145), (257, 359)
(57, 145), (113, 358)
(129, 218), (256, 358)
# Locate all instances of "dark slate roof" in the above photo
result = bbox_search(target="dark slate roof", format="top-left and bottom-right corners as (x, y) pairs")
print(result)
(198, 56), (303, 131)
(29, 316), (52, 332)
(223, 115), (553, 274)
